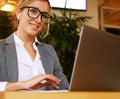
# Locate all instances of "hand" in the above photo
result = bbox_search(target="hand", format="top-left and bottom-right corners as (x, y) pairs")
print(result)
(24, 74), (61, 90)
(5, 74), (61, 91)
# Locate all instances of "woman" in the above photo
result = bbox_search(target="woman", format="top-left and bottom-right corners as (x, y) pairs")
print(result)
(0, 0), (69, 91)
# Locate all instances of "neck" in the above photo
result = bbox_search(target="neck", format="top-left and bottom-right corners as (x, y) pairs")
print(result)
(16, 31), (35, 45)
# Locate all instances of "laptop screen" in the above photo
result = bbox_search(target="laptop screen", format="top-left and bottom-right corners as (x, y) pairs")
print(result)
(69, 25), (120, 91)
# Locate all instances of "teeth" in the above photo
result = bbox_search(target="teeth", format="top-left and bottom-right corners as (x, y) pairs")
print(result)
(31, 23), (39, 29)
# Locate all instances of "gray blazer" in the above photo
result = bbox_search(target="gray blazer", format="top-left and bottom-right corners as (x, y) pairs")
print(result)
(0, 34), (69, 90)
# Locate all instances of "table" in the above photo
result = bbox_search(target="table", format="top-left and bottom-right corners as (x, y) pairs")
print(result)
(1, 92), (120, 99)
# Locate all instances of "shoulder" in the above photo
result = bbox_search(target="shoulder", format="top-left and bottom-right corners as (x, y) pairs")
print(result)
(0, 33), (14, 46)
(42, 42), (54, 50)
(0, 39), (6, 56)
(38, 42), (54, 51)
(0, 34), (14, 52)
(0, 39), (5, 46)
(37, 42), (57, 56)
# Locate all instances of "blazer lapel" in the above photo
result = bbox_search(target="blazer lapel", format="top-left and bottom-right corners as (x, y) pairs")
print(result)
(5, 34), (18, 82)
(37, 43), (52, 74)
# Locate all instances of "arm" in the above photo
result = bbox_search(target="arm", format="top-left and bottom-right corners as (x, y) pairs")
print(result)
(53, 52), (69, 90)
(5, 74), (61, 91)
(36, 43), (69, 90)
(48, 46), (69, 90)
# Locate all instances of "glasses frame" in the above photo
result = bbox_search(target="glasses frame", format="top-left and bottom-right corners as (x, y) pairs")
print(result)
(21, 6), (52, 24)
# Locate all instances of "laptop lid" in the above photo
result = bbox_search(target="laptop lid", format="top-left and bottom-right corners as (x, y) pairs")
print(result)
(69, 25), (120, 91)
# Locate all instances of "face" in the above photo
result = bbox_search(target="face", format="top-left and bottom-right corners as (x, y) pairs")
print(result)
(16, 0), (50, 37)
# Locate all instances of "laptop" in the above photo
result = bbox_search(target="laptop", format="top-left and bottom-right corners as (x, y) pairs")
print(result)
(69, 25), (120, 91)
(30, 25), (120, 92)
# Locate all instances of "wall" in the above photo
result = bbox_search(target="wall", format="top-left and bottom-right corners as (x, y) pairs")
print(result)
(51, 0), (99, 29)
(82, 0), (99, 28)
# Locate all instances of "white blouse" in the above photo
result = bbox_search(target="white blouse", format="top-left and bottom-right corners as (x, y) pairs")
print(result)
(0, 33), (46, 91)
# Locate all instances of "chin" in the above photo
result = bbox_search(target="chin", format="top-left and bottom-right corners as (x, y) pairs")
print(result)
(27, 31), (37, 37)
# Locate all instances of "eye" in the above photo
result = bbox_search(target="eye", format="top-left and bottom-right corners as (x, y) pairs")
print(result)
(41, 13), (51, 18)
(29, 8), (39, 14)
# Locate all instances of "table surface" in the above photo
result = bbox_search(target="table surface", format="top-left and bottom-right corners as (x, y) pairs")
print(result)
(1, 91), (120, 99)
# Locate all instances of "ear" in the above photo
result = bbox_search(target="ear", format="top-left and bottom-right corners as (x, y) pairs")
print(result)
(15, 8), (21, 20)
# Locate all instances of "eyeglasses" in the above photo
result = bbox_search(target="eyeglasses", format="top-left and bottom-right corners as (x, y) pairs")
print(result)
(21, 6), (52, 24)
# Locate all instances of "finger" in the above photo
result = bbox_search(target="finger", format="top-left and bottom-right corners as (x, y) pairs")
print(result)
(45, 74), (61, 84)
(40, 81), (60, 89)
(52, 83), (60, 89)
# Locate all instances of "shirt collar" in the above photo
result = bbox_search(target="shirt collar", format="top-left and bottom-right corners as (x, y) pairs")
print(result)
(34, 37), (41, 45)
(14, 32), (41, 46)
(14, 32), (23, 46)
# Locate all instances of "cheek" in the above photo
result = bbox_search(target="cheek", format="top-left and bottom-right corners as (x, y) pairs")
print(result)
(39, 23), (45, 31)
(19, 11), (29, 23)
(19, 15), (30, 26)
(41, 23), (45, 28)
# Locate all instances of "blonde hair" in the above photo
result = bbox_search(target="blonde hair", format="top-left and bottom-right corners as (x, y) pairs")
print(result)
(16, 0), (51, 9)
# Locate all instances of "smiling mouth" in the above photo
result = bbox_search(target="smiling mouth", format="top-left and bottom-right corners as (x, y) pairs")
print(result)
(30, 23), (40, 30)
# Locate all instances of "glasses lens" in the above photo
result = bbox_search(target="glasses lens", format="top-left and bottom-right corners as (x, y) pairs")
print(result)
(27, 7), (52, 23)
(28, 7), (39, 19)
(41, 13), (51, 23)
